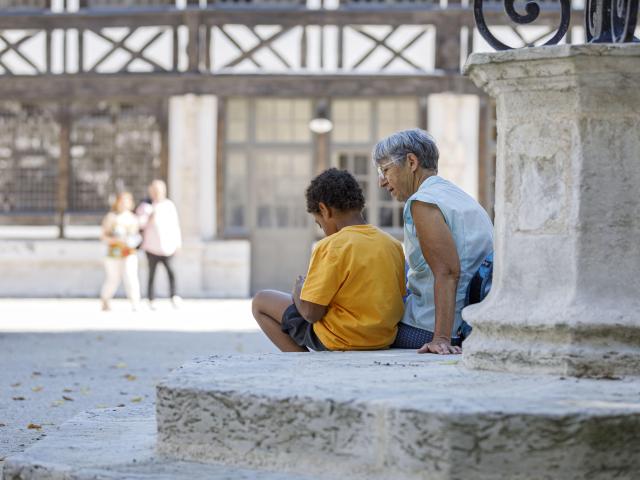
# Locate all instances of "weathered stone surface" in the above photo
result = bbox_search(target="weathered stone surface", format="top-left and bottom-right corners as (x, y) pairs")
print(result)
(2, 406), (317, 480)
(156, 351), (640, 479)
(462, 44), (640, 377)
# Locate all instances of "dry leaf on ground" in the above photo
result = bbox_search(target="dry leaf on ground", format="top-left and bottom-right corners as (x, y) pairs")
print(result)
(130, 397), (143, 403)
(62, 388), (73, 393)
(31, 386), (43, 392)
(113, 362), (127, 369)
(12, 396), (26, 401)
(62, 396), (74, 402)
(27, 423), (42, 430)
(51, 400), (65, 407)
(124, 374), (137, 381)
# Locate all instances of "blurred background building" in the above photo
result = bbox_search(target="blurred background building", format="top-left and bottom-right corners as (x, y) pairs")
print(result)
(0, 0), (586, 297)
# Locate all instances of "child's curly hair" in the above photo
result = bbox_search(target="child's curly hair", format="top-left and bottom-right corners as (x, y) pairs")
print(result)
(305, 168), (365, 214)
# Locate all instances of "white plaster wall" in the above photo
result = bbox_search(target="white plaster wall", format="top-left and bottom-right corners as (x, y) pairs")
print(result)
(0, 240), (105, 297)
(0, 240), (250, 298)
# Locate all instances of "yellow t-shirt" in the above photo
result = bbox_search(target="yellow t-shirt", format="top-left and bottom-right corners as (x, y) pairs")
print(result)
(301, 224), (406, 351)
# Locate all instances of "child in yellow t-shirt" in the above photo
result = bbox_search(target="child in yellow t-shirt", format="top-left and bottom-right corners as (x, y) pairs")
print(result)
(251, 168), (406, 351)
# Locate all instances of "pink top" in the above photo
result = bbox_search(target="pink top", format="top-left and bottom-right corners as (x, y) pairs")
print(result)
(136, 199), (182, 256)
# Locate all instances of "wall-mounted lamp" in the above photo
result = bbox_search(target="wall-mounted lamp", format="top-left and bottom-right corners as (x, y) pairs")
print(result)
(309, 100), (333, 134)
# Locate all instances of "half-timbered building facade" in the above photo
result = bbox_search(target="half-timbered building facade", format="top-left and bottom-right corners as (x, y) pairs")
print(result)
(0, 0), (581, 296)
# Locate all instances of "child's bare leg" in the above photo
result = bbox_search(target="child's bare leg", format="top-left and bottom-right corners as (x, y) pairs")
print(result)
(252, 290), (307, 352)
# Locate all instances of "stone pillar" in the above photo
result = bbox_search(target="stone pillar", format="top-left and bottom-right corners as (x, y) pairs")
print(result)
(462, 44), (640, 377)
(167, 95), (217, 296)
(428, 93), (480, 200)
(169, 95), (217, 241)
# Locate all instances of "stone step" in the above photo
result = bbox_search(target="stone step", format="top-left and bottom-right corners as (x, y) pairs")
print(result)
(2, 406), (319, 480)
(156, 351), (640, 480)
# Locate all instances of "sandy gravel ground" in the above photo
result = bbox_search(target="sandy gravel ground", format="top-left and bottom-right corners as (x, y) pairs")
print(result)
(0, 298), (275, 469)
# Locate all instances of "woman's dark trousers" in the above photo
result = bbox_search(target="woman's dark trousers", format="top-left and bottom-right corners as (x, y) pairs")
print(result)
(146, 252), (176, 301)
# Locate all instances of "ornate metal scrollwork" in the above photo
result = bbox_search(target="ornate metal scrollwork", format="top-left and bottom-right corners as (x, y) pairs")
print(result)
(586, 0), (639, 42)
(474, 0), (572, 50)
(474, 0), (639, 50)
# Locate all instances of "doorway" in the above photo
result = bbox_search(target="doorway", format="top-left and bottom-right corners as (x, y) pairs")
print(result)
(222, 97), (315, 294)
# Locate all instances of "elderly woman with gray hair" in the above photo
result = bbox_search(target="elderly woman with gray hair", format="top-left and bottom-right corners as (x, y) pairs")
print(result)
(373, 128), (493, 354)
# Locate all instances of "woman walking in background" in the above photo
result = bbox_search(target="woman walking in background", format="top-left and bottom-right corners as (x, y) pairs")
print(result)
(100, 192), (142, 311)
(136, 179), (182, 309)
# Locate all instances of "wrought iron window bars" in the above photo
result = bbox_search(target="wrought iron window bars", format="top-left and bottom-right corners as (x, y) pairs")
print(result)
(474, 0), (639, 49)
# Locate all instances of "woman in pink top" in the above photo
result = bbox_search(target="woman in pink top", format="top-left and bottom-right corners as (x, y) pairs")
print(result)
(136, 180), (182, 308)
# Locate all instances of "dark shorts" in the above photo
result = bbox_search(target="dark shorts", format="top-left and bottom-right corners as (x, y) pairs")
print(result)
(391, 322), (472, 349)
(281, 304), (327, 351)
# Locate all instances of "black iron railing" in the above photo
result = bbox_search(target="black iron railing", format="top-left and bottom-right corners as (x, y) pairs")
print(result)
(475, 0), (638, 49)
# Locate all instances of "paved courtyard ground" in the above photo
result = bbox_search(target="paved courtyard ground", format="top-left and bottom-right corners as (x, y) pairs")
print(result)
(0, 298), (275, 470)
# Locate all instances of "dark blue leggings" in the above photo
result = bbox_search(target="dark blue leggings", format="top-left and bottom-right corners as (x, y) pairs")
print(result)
(391, 322), (468, 349)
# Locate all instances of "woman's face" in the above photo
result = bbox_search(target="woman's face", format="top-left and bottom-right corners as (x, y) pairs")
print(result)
(116, 195), (133, 212)
(377, 157), (413, 202)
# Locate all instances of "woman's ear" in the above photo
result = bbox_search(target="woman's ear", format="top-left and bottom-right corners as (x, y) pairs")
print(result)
(407, 153), (420, 173)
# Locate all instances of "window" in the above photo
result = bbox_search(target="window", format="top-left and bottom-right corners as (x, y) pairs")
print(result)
(331, 97), (421, 235)
(223, 97), (313, 235)
(224, 152), (247, 231)
(332, 100), (371, 143)
(227, 98), (248, 143)
(255, 99), (311, 143)
(377, 98), (418, 139)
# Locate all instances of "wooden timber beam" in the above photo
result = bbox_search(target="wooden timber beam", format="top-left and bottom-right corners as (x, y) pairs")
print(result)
(0, 73), (483, 100)
(0, 8), (583, 29)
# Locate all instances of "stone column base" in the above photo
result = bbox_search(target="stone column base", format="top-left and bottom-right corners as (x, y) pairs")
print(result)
(462, 44), (640, 378)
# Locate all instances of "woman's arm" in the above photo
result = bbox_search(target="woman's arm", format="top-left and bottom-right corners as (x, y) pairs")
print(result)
(100, 214), (115, 244)
(410, 200), (462, 355)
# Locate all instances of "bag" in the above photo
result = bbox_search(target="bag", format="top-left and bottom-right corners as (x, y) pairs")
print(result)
(457, 252), (493, 342)
(465, 251), (493, 306)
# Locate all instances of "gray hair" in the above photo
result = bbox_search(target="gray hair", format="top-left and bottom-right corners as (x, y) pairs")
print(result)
(372, 128), (439, 172)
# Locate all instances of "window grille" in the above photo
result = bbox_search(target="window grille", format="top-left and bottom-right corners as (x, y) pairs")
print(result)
(340, 0), (439, 7)
(69, 102), (163, 212)
(0, 102), (59, 214)
(0, 0), (50, 10)
(205, 0), (305, 7)
(78, 0), (176, 8)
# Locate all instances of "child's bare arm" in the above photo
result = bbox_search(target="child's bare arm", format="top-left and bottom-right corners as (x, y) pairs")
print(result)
(292, 275), (327, 323)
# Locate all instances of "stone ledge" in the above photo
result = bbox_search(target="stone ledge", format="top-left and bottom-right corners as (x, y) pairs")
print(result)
(156, 351), (640, 480)
(1, 406), (318, 480)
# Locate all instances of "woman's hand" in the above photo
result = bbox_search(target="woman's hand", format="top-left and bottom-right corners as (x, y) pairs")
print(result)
(418, 336), (462, 355)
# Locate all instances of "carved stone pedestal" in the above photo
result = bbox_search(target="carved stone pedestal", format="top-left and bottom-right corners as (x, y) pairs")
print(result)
(462, 44), (640, 377)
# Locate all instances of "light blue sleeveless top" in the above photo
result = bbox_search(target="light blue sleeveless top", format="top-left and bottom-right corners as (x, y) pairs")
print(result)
(402, 176), (494, 336)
